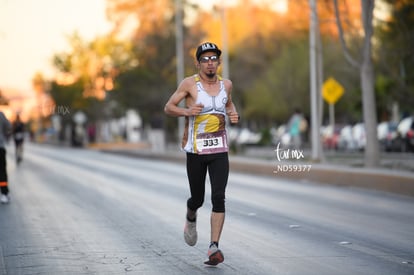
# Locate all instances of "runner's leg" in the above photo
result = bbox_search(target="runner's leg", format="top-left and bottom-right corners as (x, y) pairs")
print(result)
(207, 152), (229, 243)
(186, 153), (207, 217)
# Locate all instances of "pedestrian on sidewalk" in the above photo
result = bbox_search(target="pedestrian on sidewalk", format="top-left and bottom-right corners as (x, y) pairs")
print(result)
(12, 113), (25, 164)
(287, 108), (305, 150)
(0, 111), (12, 204)
(164, 42), (240, 265)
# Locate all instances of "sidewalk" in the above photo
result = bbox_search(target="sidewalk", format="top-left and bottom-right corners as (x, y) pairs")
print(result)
(91, 142), (414, 197)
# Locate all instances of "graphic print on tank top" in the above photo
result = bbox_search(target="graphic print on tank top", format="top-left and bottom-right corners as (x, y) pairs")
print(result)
(182, 75), (229, 154)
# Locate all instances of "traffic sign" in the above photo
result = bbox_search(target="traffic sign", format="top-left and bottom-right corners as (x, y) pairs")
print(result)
(322, 77), (344, 104)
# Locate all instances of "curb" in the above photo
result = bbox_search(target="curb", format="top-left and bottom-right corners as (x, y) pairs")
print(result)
(100, 148), (414, 197)
(229, 157), (414, 197)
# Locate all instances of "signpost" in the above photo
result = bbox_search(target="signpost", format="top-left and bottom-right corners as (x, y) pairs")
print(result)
(322, 77), (344, 132)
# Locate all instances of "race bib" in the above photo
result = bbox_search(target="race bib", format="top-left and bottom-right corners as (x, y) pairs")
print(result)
(196, 130), (228, 154)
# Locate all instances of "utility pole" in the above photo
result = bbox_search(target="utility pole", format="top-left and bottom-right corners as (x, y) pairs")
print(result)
(221, 3), (229, 79)
(175, 0), (184, 142)
(309, 0), (322, 162)
(175, 0), (184, 85)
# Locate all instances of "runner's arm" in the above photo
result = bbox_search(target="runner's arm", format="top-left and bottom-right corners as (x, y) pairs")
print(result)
(164, 78), (203, 117)
(224, 80), (239, 124)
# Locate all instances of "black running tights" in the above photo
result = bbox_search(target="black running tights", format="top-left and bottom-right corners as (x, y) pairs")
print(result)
(186, 152), (229, 213)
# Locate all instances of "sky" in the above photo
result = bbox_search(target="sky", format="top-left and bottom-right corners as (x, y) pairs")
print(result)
(0, 0), (227, 120)
(0, 0), (284, 97)
(0, 0), (113, 95)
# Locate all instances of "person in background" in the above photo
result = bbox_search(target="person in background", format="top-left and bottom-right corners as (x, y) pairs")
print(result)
(287, 108), (305, 149)
(0, 111), (11, 204)
(164, 42), (239, 265)
(12, 113), (25, 164)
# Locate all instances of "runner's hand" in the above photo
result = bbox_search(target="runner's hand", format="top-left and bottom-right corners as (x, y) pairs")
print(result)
(188, 103), (204, 116)
(227, 111), (240, 124)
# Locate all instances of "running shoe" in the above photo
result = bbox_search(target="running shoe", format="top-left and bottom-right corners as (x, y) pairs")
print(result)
(204, 243), (224, 266)
(183, 218), (197, 246)
(0, 194), (9, 204)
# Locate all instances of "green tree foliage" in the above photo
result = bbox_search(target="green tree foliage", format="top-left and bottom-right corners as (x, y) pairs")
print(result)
(50, 80), (105, 121)
(376, 0), (414, 116)
(243, 39), (309, 126)
(109, 34), (176, 122)
(107, 13), (177, 123)
(322, 37), (361, 123)
(106, 0), (204, 133)
(49, 81), (84, 110)
(50, 32), (134, 121)
(234, 34), (361, 127)
(45, 0), (385, 141)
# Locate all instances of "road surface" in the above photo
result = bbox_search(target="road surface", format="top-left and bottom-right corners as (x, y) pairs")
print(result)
(1, 143), (413, 274)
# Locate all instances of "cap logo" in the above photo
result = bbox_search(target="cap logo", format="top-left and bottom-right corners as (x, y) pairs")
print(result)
(196, 42), (221, 60)
(201, 43), (216, 51)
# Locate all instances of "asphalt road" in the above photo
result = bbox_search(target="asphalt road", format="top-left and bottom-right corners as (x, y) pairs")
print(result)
(0, 143), (413, 275)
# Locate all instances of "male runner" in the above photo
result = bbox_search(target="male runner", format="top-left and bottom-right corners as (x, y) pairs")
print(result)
(164, 42), (239, 265)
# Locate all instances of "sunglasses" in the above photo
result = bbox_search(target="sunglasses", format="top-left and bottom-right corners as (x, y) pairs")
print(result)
(199, 55), (219, 63)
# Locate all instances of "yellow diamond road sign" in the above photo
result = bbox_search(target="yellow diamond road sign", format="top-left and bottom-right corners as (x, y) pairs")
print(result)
(322, 77), (344, 104)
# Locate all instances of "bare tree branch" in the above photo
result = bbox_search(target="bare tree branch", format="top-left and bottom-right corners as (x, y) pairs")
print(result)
(333, 0), (360, 68)
(362, 0), (375, 54)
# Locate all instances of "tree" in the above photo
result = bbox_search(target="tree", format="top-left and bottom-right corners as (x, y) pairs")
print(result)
(49, 31), (135, 127)
(51, 32), (134, 100)
(105, 0), (205, 139)
(334, 0), (379, 167)
(106, 0), (174, 42)
(44, 0), (371, 144)
(244, 39), (310, 126)
(376, 0), (414, 117)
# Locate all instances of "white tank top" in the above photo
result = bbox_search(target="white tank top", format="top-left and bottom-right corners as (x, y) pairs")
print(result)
(182, 75), (229, 154)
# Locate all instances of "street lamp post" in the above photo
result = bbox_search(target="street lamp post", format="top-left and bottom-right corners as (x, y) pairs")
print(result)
(309, 0), (322, 162)
(221, 3), (229, 79)
(175, 0), (185, 142)
(32, 73), (46, 142)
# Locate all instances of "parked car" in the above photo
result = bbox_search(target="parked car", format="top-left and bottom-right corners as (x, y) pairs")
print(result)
(377, 121), (398, 152)
(395, 116), (414, 152)
(228, 127), (262, 146)
(337, 125), (356, 151)
(352, 123), (366, 151)
(321, 124), (342, 150)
